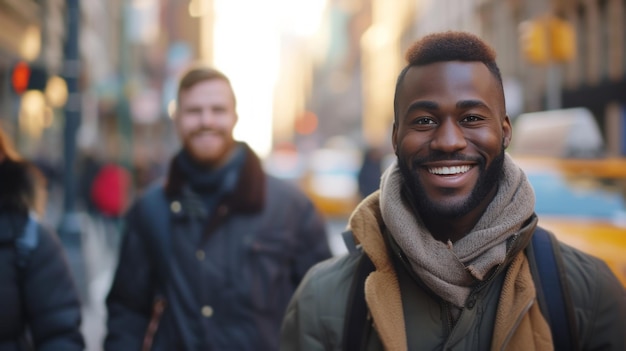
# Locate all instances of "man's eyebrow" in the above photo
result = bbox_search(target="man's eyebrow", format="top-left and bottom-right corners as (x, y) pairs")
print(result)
(456, 100), (489, 110)
(405, 100), (439, 115)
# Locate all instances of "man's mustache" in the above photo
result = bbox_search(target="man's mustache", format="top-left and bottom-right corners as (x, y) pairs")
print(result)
(189, 128), (221, 137)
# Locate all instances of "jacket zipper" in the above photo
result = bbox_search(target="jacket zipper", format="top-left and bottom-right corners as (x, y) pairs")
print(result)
(396, 233), (525, 348)
(443, 302), (454, 335)
(441, 236), (520, 348)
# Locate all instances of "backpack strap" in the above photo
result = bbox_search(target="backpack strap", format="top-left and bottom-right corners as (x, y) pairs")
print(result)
(529, 226), (579, 351)
(343, 252), (375, 350)
(136, 186), (172, 274)
(342, 229), (358, 253)
(135, 187), (173, 350)
(15, 213), (39, 269)
(14, 213), (39, 349)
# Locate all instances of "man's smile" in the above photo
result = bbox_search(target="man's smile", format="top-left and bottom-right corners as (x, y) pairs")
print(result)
(427, 164), (472, 175)
(419, 162), (478, 189)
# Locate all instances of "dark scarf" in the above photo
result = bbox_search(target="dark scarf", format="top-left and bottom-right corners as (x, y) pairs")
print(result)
(174, 144), (246, 212)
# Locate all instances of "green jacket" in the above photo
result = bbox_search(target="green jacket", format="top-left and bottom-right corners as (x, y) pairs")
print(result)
(280, 193), (626, 351)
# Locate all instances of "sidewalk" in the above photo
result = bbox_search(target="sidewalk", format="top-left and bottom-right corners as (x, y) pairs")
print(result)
(68, 213), (118, 351)
(82, 270), (111, 351)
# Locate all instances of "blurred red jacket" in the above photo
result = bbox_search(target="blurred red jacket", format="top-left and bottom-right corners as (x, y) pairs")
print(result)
(90, 164), (131, 217)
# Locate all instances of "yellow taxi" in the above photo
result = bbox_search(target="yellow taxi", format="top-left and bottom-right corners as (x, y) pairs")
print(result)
(513, 156), (626, 287)
(510, 107), (626, 287)
(299, 145), (361, 219)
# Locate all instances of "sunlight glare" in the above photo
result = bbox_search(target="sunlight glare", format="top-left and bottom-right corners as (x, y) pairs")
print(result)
(213, 0), (327, 157)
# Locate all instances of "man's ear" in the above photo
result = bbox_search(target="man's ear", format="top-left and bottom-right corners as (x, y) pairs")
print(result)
(502, 115), (512, 148)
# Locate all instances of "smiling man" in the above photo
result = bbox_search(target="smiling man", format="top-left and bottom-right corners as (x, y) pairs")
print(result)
(105, 65), (332, 351)
(394, 58), (511, 243)
(280, 31), (625, 351)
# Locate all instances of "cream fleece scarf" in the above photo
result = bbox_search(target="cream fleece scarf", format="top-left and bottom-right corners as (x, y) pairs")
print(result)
(379, 153), (535, 307)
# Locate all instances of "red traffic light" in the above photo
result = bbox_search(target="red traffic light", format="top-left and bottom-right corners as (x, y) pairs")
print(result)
(10, 61), (47, 95)
(11, 61), (31, 94)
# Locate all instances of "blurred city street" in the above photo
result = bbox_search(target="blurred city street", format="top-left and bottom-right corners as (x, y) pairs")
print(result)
(1, 0), (626, 349)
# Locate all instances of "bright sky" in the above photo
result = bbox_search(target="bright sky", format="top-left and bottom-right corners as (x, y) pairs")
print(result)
(212, 0), (327, 157)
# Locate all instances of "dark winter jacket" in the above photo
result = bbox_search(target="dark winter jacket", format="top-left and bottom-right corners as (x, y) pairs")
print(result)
(281, 192), (626, 351)
(105, 143), (332, 351)
(0, 161), (84, 351)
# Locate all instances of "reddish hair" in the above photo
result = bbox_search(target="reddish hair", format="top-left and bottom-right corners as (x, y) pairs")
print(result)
(176, 65), (236, 107)
(0, 125), (22, 163)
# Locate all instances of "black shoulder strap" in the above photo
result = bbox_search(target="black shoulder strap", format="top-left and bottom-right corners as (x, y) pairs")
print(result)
(530, 226), (579, 351)
(15, 213), (39, 269)
(14, 214), (39, 348)
(134, 187), (172, 285)
(138, 187), (171, 257)
(342, 229), (358, 253)
(343, 253), (374, 351)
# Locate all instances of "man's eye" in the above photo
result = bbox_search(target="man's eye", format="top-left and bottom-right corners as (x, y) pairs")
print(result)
(413, 117), (435, 125)
(463, 115), (482, 122)
(182, 110), (199, 117)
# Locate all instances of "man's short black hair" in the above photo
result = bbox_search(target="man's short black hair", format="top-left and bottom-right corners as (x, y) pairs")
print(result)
(393, 31), (504, 121)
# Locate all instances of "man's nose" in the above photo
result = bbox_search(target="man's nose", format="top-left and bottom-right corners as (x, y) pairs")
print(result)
(430, 119), (467, 152)
(198, 110), (216, 127)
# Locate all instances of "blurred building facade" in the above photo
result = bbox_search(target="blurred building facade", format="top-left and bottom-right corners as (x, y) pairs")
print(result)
(80, 0), (205, 172)
(2, 0), (625, 176)
(306, 0), (626, 156)
(0, 0), (44, 145)
(407, 0), (626, 156)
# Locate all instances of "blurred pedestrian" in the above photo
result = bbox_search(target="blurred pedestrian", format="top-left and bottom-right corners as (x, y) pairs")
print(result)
(0, 126), (85, 350)
(105, 65), (332, 351)
(90, 162), (132, 218)
(357, 146), (384, 199)
(77, 150), (103, 215)
(281, 31), (625, 350)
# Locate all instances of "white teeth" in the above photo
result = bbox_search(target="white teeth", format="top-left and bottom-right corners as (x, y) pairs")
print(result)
(428, 165), (471, 175)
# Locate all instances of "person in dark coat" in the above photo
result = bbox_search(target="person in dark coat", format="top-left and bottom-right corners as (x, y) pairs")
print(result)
(0, 127), (85, 351)
(358, 146), (384, 199)
(104, 65), (332, 351)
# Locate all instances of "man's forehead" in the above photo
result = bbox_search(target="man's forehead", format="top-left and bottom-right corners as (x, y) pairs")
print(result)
(398, 61), (500, 100)
(178, 79), (235, 103)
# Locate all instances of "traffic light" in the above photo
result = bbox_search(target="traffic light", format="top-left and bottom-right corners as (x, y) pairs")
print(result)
(548, 17), (576, 62)
(519, 16), (577, 65)
(519, 19), (549, 64)
(10, 61), (47, 95)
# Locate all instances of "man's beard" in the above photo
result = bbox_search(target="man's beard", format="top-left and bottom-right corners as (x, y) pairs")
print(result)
(398, 147), (506, 219)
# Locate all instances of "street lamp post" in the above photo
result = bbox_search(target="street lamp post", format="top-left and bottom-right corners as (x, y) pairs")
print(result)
(58, 0), (87, 303)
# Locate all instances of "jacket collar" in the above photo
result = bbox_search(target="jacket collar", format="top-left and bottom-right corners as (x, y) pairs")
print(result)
(348, 192), (546, 351)
(348, 191), (407, 351)
(164, 143), (265, 214)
